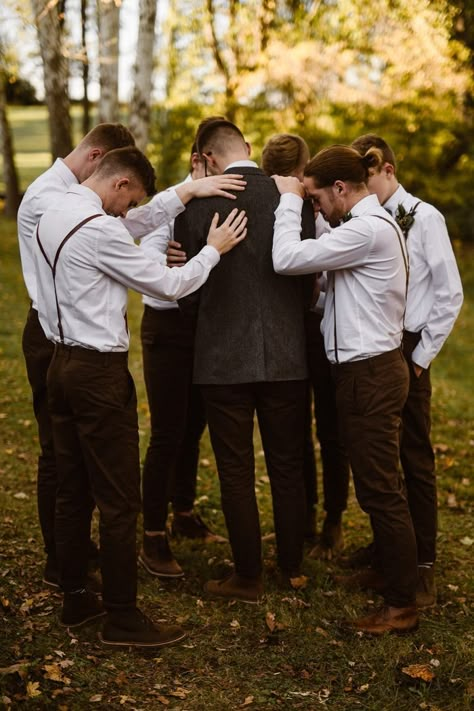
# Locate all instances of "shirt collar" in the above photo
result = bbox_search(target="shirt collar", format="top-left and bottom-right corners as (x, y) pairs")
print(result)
(383, 184), (408, 214)
(225, 160), (259, 170)
(349, 193), (381, 217)
(67, 183), (105, 211)
(55, 158), (78, 186)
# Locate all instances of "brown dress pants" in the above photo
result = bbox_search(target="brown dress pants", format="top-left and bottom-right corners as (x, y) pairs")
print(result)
(333, 348), (417, 608)
(201, 380), (307, 578)
(401, 330), (436, 564)
(47, 344), (141, 611)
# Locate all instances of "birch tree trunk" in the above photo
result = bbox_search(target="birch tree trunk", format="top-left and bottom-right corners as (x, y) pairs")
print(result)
(30, 0), (72, 158)
(81, 0), (91, 135)
(0, 68), (20, 216)
(129, 0), (158, 151)
(97, 0), (120, 123)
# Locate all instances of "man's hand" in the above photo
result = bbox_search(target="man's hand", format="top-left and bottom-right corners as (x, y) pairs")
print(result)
(206, 209), (247, 255)
(412, 363), (424, 378)
(272, 175), (306, 198)
(176, 175), (246, 204)
(166, 240), (187, 267)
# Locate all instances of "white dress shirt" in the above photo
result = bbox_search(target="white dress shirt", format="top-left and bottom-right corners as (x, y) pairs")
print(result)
(140, 175), (193, 312)
(34, 184), (220, 352)
(273, 193), (408, 364)
(17, 159), (77, 308)
(384, 185), (463, 369)
(17, 158), (186, 310)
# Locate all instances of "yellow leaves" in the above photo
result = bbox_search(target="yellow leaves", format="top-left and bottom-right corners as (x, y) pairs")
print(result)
(43, 662), (72, 685)
(230, 619), (241, 629)
(26, 681), (41, 698)
(89, 694), (103, 703)
(401, 663), (436, 683)
(288, 575), (308, 590)
(168, 688), (191, 699)
(265, 611), (286, 633)
(241, 695), (254, 706)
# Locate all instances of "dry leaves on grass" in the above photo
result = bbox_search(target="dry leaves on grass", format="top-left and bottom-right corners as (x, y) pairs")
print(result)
(401, 664), (435, 683)
(265, 611), (286, 633)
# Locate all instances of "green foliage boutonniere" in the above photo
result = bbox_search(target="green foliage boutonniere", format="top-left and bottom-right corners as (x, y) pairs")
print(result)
(395, 203), (420, 237)
(341, 211), (352, 223)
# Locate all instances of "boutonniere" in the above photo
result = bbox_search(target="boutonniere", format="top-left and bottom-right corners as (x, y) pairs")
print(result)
(395, 203), (419, 236)
(341, 211), (352, 223)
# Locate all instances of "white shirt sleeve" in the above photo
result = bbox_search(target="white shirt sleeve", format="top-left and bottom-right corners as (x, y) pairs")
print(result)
(273, 193), (372, 274)
(411, 211), (463, 369)
(139, 220), (172, 266)
(96, 218), (219, 302)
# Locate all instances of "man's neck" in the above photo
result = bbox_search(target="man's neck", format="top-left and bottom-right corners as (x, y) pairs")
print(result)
(382, 180), (400, 205)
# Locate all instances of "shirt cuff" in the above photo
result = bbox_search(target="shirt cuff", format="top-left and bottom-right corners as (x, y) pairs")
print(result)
(154, 187), (186, 219)
(411, 344), (431, 370)
(199, 244), (221, 266)
(277, 192), (304, 212)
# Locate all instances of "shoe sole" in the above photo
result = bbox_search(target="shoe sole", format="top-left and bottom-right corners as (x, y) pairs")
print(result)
(60, 610), (106, 629)
(138, 555), (185, 579)
(97, 630), (187, 648)
(354, 623), (419, 636)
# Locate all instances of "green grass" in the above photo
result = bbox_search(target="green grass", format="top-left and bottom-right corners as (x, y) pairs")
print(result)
(0, 215), (473, 710)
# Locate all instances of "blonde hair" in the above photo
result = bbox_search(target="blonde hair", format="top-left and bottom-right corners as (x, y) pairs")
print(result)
(261, 134), (310, 177)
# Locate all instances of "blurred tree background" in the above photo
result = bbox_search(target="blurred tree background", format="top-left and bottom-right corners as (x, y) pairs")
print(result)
(1, 0), (473, 240)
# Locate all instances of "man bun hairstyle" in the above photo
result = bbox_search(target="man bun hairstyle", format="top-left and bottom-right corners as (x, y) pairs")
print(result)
(95, 146), (156, 196)
(304, 144), (383, 187)
(261, 134), (310, 177)
(196, 117), (246, 156)
(81, 123), (136, 151)
(351, 133), (397, 171)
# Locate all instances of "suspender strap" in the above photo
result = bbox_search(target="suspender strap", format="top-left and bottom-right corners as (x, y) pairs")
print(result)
(370, 214), (409, 298)
(36, 214), (102, 343)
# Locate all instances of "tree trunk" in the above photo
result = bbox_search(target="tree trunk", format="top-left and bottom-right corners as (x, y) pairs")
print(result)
(30, 0), (73, 158)
(81, 0), (91, 135)
(129, 0), (158, 151)
(0, 71), (21, 216)
(98, 0), (120, 123)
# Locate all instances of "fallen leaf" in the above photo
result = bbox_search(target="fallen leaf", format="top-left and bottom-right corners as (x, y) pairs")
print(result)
(402, 664), (435, 682)
(156, 696), (170, 705)
(289, 575), (308, 589)
(446, 493), (458, 508)
(26, 681), (42, 698)
(89, 695), (103, 703)
(230, 619), (240, 629)
(460, 537), (473, 547)
(0, 663), (28, 678)
(242, 695), (254, 706)
(169, 688), (191, 699)
(13, 492), (28, 500)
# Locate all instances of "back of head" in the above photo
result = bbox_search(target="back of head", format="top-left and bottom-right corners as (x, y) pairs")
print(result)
(351, 134), (397, 171)
(261, 134), (310, 178)
(81, 123), (136, 152)
(93, 146), (156, 196)
(196, 118), (246, 158)
(304, 144), (383, 188)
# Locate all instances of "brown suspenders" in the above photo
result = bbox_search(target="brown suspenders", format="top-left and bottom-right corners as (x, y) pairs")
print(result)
(36, 214), (102, 343)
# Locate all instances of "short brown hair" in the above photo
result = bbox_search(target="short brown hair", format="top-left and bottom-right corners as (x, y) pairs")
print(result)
(196, 118), (246, 156)
(94, 146), (156, 196)
(81, 123), (135, 152)
(261, 134), (310, 177)
(304, 144), (384, 187)
(351, 134), (397, 171)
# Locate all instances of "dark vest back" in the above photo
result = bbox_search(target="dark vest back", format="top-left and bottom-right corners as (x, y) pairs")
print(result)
(175, 167), (312, 384)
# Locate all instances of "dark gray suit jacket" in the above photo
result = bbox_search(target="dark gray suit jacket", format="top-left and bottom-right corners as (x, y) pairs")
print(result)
(175, 166), (314, 385)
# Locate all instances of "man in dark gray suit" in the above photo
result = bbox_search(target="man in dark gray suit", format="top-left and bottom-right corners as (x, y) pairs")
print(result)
(175, 119), (312, 602)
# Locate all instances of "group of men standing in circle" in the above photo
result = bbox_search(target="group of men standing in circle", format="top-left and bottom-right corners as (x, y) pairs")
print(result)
(17, 115), (463, 647)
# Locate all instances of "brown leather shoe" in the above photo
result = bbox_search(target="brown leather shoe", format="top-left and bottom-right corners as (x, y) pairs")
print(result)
(308, 518), (344, 561)
(139, 533), (184, 578)
(333, 568), (387, 593)
(351, 605), (419, 635)
(416, 566), (437, 609)
(205, 573), (263, 604)
(339, 542), (376, 569)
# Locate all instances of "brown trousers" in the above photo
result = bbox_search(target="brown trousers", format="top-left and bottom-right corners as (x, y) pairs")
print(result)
(141, 306), (206, 530)
(401, 331), (436, 564)
(333, 348), (417, 608)
(47, 344), (141, 611)
(201, 380), (307, 578)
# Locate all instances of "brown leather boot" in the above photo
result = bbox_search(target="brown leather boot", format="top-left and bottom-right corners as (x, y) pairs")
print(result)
(416, 566), (437, 609)
(205, 573), (263, 604)
(139, 533), (184, 578)
(351, 605), (419, 635)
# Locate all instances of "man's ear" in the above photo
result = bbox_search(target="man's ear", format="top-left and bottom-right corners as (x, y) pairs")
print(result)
(383, 162), (396, 178)
(88, 148), (105, 163)
(115, 177), (130, 190)
(245, 142), (251, 156)
(334, 180), (346, 195)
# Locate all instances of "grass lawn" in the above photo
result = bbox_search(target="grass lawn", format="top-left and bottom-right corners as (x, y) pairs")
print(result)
(0, 210), (473, 710)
